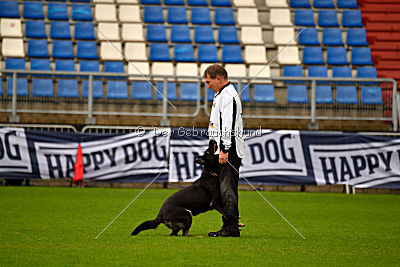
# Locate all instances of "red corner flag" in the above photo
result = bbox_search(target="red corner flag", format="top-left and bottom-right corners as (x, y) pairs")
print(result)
(73, 143), (84, 187)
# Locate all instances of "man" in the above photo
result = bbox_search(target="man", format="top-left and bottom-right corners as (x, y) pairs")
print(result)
(203, 64), (244, 237)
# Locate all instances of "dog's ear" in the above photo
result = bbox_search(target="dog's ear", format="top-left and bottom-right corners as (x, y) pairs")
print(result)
(194, 158), (205, 165)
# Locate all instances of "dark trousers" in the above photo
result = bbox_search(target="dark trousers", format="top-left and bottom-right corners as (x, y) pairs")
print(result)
(219, 150), (241, 231)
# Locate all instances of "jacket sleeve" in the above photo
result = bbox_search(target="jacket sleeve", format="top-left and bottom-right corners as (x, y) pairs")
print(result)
(219, 92), (234, 152)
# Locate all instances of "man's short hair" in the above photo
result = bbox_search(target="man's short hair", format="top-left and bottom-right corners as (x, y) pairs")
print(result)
(203, 64), (228, 80)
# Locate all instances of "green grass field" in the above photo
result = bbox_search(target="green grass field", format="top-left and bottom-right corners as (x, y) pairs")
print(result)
(0, 186), (399, 266)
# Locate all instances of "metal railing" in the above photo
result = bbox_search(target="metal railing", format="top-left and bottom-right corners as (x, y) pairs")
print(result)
(0, 69), (397, 131)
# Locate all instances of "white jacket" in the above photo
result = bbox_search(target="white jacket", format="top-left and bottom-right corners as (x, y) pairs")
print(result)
(208, 82), (244, 158)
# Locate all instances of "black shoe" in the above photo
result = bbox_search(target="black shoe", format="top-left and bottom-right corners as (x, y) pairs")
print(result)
(208, 228), (240, 237)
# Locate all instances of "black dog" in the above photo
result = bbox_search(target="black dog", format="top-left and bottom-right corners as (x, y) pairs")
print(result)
(131, 140), (223, 236)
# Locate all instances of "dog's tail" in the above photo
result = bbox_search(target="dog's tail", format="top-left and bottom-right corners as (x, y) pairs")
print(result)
(131, 216), (163, 236)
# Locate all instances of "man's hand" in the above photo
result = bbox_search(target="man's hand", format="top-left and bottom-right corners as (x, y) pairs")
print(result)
(219, 151), (229, 164)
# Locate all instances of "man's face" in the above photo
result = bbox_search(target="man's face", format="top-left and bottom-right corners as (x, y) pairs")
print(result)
(205, 74), (222, 94)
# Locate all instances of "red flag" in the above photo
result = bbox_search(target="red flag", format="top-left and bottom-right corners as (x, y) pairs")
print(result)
(73, 143), (84, 187)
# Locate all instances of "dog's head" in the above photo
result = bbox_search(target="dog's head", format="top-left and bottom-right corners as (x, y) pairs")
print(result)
(195, 140), (219, 175)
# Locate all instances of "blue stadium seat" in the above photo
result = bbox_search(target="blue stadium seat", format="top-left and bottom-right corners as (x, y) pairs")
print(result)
(168, 7), (188, 24)
(240, 86), (251, 102)
(222, 45), (243, 63)
(198, 45), (218, 63)
(361, 87), (383, 104)
(308, 66), (328, 84)
(188, 0), (208, 5)
(25, 20), (47, 38)
(316, 86), (333, 104)
(294, 10), (315, 26)
(58, 80), (79, 98)
(337, 0), (358, 9)
(28, 39), (49, 58)
(55, 59), (75, 78)
(150, 43), (171, 61)
(104, 61), (124, 73)
(31, 60), (52, 96)
(164, 0), (185, 5)
(318, 10), (339, 27)
(70, 0), (90, 2)
(303, 47), (324, 65)
(132, 82), (153, 100)
(174, 44), (195, 62)
(144, 6), (164, 23)
(141, 0), (161, 4)
(219, 26), (239, 44)
(7, 78), (28, 96)
(180, 83), (199, 101)
(351, 47), (373, 65)
(77, 41), (98, 59)
(74, 22), (95, 40)
(336, 86), (358, 104)
(147, 25), (168, 42)
(80, 60), (103, 98)
(5, 58), (28, 96)
(171, 25), (191, 43)
(327, 47), (349, 65)
(0, 1), (19, 18)
(211, 0), (232, 6)
(107, 81), (129, 99)
(191, 7), (211, 24)
(332, 66), (353, 84)
(53, 41), (74, 59)
(287, 85), (309, 103)
(32, 78), (53, 97)
(207, 86), (215, 101)
(253, 84), (275, 103)
(357, 67), (377, 81)
(283, 65), (303, 83)
(82, 80), (104, 98)
(298, 28), (319, 45)
(290, 0), (311, 7)
(314, 0), (334, 8)
(0, 83), (2, 96)
(50, 21), (71, 39)
(156, 82), (178, 100)
(23, 1), (44, 19)
(215, 8), (235, 25)
(342, 10), (363, 27)
(346, 28), (368, 46)
(48, 3), (68, 20)
(194, 26), (215, 43)
(71, 4), (92, 21)
(322, 28), (344, 46)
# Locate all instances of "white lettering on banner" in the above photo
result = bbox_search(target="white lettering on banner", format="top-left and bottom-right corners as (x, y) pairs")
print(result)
(169, 139), (208, 182)
(35, 130), (170, 179)
(0, 128), (32, 174)
(240, 130), (307, 177)
(310, 139), (400, 187)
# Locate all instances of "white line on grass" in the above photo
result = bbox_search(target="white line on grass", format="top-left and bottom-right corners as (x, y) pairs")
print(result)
(95, 27), (177, 110)
(94, 157), (177, 240)
(227, 160), (306, 240)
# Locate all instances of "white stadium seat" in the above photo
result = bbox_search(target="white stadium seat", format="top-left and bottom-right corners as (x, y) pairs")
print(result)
(224, 64), (247, 78)
(273, 27), (296, 45)
(269, 9), (292, 26)
(95, 4), (117, 22)
(128, 62), (150, 80)
(277, 46), (300, 64)
(232, 0), (256, 7)
(241, 26), (264, 44)
(125, 43), (147, 61)
(244, 45), (267, 64)
(176, 63), (199, 81)
(97, 23), (120, 41)
(237, 8), (260, 26)
(100, 42), (123, 60)
(121, 24), (144, 41)
(2, 38), (25, 57)
(1, 19), (22, 37)
(265, 0), (288, 7)
(119, 5), (141, 23)
(248, 65), (271, 83)
(151, 62), (174, 80)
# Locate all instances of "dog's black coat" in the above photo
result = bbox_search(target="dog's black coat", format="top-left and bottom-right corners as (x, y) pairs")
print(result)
(131, 141), (222, 236)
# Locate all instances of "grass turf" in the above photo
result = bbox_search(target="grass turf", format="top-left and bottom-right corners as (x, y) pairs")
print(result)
(0, 186), (399, 266)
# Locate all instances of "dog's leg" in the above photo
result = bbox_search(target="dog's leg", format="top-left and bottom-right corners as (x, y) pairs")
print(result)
(181, 209), (193, 236)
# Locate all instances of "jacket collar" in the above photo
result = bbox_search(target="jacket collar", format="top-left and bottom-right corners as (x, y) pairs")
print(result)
(216, 81), (231, 97)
